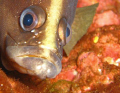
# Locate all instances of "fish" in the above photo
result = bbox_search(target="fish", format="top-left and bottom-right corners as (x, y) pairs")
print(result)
(0, 0), (78, 79)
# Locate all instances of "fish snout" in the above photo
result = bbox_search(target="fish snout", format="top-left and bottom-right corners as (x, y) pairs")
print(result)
(6, 46), (62, 79)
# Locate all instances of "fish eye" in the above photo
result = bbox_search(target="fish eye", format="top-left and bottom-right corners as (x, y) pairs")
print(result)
(23, 14), (33, 26)
(58, 18), (72, 46)
(20, 6), (46, 31)
(66, 24), (72, 44)
(66, 27), (70, 37)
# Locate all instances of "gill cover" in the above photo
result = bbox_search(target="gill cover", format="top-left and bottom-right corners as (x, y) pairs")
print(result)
(0, 0), (78, 79)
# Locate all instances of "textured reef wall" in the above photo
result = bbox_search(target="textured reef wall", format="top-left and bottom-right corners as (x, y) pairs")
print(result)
(1, 0), (120, 93)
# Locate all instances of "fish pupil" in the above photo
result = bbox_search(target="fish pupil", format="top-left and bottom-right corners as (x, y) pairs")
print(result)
(66, 27), (70, 37)
(23, 14), (33, 26)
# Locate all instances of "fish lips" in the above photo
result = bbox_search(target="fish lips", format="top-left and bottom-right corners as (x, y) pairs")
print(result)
(6, 46), (62, 79)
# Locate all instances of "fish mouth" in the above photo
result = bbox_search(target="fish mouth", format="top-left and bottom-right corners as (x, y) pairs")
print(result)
(6, 46), (62, 79)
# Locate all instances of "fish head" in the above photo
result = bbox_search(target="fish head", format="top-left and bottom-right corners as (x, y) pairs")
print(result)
(0, 0), (78, 79)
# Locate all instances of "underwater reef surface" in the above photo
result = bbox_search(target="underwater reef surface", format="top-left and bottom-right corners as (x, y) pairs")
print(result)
(1, 0), (120, 93)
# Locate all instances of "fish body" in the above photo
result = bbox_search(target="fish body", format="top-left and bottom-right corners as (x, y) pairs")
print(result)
(0, 0), (78, 79)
